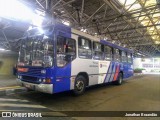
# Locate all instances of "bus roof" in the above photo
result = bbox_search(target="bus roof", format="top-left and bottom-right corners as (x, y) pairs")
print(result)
(100, 40), (133, 53)
(71, 27), (133, 53)
(71, 28), (100, 42)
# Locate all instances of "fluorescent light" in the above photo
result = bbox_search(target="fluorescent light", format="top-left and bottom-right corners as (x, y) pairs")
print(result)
(0, 0), (44, 27)
(119, 0), (141, 11)
(80, 28), (87, 32)
(149, 27), (154, 30)
(155, 41), (160, 44)
(0, 0), (33, 21)
(61, 11), (65, 13)
(137, 53), (142, 55)
(27, 26), (33, 31)
(0, 48), (10, 51)
(38, 27), (44, 34)
(80, 28), (84, 31)
(32, 14), (44, 27)
(43, 35), (49, 39)
(0, 48), (5, 51)
(127, 3), (141, 10)
(119, 0), (136, 6)
(62, 20), (70, 26)
(32, 10), (45, 27)
(83, 29), (87, 32)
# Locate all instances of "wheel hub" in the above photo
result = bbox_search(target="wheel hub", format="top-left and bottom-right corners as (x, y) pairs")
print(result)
(76, 81), (84, 91)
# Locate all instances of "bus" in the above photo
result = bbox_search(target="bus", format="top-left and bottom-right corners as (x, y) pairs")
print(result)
(17, 23), (133, 95)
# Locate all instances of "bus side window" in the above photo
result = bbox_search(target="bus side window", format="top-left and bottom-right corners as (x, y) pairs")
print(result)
(65, 38), (76, 61)
(122, 51), (127, 62)
(128, 53), (132, 63)
(104, 45), (112, 61)
(93, 42), (103, 60)
(78, 37), (92, 59)
(113, 48), (120, 62)
(57, 36), (76, 67)
(119, 50), (122, 62)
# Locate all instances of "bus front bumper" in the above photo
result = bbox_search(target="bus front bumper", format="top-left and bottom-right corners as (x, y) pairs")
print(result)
(17, 79), (53, 94)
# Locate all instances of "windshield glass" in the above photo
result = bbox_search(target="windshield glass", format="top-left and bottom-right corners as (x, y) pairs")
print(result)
(18, 35), (54, 67)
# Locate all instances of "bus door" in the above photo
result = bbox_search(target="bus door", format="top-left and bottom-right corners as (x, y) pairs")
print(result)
(121, 51), (128, 78)
(127, 53), (133, 77)
(54, 31), (76, 93)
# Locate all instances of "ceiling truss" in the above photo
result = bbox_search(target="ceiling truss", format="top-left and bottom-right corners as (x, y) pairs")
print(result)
(0, 0), (160, 57)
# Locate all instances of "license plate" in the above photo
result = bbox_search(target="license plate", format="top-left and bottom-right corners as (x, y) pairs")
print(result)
(25, 84), (34, 90)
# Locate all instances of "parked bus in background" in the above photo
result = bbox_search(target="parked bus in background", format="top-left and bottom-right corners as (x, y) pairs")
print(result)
(17, 23), (133, 95)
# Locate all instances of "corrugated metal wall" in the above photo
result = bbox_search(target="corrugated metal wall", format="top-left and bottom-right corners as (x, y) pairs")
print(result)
(0, 51), (18, 75)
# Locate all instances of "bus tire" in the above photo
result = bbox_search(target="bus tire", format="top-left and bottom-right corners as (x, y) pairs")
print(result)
(73, 75), (86, 95)
(115, 73), (123, 85)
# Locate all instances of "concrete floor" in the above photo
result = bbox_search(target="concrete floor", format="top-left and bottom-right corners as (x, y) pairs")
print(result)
(0, 74), (160, 119)
(0, 75), (17, 87)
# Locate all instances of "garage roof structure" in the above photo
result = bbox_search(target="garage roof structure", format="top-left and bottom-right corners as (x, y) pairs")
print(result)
(0, 0), (160, 57)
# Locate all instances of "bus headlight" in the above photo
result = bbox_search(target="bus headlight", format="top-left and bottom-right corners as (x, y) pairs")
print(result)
(39, 78), (42, 82)
(19, 76), (22, 79)
(43, 78), (51, 83)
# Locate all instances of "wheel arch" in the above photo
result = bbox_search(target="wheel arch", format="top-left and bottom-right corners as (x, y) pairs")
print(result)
(76, 72), (89, 86)
(119, 71), (123, 78)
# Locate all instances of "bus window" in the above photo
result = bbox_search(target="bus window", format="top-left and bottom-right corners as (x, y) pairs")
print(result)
(78, 37), (92, 59)
(119, 50), (122, 62)
(122, 51), (127, 62)
(57, 36), (76, 67)
(128, 53), (132, 63)
(114, 49), (120, 62)
(93, 42), (103, 60)
(104, 46), (112, 61)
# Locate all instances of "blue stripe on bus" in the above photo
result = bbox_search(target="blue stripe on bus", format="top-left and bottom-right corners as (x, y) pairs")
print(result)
(104, 62), (112, 83)
(108, 62), (113, 82)
(103, 62), (110, 83)
(109, 62), (116, 82)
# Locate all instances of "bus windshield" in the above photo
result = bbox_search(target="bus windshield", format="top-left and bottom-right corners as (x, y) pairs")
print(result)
(18, 35), (54, 67)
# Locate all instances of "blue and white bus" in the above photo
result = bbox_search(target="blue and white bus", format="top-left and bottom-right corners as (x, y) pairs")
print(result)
(17, 23), (133, 95)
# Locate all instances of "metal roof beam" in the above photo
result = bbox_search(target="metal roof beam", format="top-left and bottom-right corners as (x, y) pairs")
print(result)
(98, 6), (159, 23)
(103, 0), (160, 53)
(83, 3), (105, 25)
(103, 23), (160, 34)
(36, 0), (45, 9)
(111, 34), (158, 40)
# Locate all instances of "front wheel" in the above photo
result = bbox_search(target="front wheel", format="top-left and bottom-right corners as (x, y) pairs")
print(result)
(73, 75), (86, 95)
(114, 73), (123, 85)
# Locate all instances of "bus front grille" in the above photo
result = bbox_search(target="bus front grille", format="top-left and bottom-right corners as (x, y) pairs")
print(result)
(27, 68), (42, 76)
(18, 67), (43, 77)
(22, 76), (40, 84)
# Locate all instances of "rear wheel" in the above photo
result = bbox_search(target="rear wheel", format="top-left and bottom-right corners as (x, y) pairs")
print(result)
(73, 75), (86, 95)
(115, 73), (123, 85)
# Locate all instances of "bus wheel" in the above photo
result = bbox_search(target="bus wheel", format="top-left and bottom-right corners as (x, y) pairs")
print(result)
(73, 75), (86, 95)
(115, 73), (123, 85)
